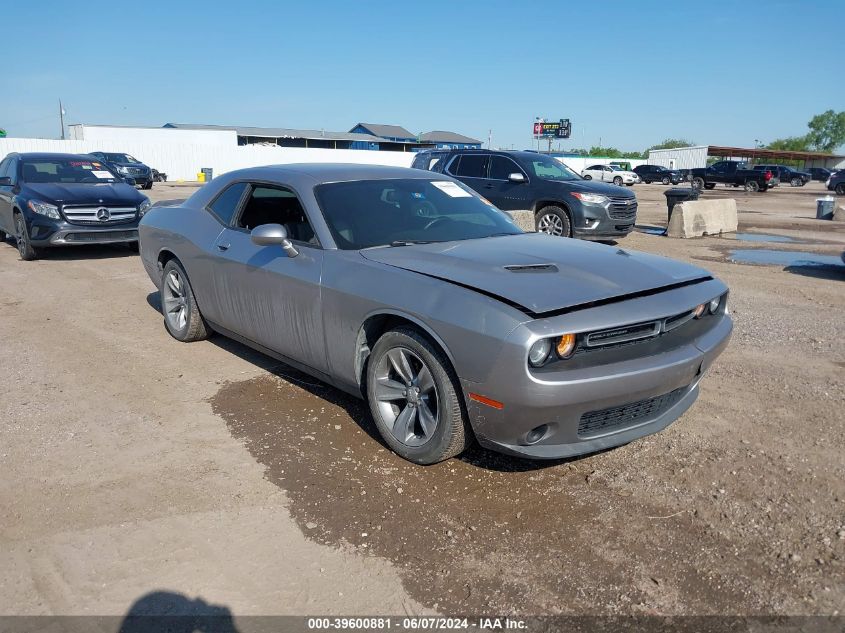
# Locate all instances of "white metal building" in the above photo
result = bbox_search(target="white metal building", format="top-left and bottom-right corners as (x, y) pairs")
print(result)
(646, 146), (709, 170)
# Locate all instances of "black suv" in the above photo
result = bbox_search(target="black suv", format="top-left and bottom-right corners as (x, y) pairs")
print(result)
(633, 164), (682, 185)
(411, 149), (637, 239)
(89, 151), (153, 189)
(827, 169), (845, 195)
(0, 152), (151, 260)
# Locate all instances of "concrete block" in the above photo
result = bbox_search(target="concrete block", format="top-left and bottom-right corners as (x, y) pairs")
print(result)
(666, 198), (738, 238)
(507, 209), (535, 232)
(833, 205), (845, 222)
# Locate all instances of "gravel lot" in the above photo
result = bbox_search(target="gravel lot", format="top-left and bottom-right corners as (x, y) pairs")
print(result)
(1, 179), (843, 617)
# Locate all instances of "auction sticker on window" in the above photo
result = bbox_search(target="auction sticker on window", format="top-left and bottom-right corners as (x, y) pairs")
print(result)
(431, 181), (472, 197)
(91, 170), (114, 179)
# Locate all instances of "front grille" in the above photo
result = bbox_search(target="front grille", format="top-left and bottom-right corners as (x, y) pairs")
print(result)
(127, 167), (147, 176)
(578, 386), (688, 437)
(63, 206), (137, 226)
(608, 196), (638, 220)
(64, 230), (138, 243)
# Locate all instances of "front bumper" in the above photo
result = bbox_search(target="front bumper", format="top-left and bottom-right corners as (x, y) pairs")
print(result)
(25, 215), (140, 246)
(572, 200), (637, 240)
(461, 279), (732, 459)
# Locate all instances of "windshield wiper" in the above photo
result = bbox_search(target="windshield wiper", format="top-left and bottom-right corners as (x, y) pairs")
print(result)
(389, 240), (440, 247)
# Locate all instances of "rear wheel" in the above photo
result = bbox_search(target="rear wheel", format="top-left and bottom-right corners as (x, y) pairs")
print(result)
(835, 183), (845, 195)
(643, 179), (652, 184)
(613, 176), (623, 186)
(143, 181), (153, 190)
(366, 327), (468, 465)
(583, 174), (592, 180)
(744, 180), (760, 193)
(160, 259), (209, 342)
(14, 214), (40, 261)
(704, 184), (716, 190)
(661, 176), (670, 185)
(536, 206), (572, 237)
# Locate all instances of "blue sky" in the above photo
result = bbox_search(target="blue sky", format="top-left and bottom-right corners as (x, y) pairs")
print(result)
(3, 0), (843, 152)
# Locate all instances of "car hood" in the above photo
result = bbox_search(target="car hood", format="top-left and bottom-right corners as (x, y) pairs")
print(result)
(563, 179), (635, 197)
(361, 233), (711, 316)
(23, 182), (145, 206)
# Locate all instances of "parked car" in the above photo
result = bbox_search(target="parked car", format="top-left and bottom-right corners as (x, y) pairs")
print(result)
(139, 164), (732, 464)
(752, 165), (810, 187)
(411, 149), (638, 240)
(689, 161), (775, 192)
(827, 170), (845, 195)
(0, 152), (151, 260)
(89, 152), (154, 189)
(633, 164), (682, 185)
(580, 164), (638, 186)
(808, 167), (832, 182)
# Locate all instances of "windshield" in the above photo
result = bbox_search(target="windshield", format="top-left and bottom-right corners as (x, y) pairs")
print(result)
(102, 153), (140, 164)
(525, 155), (581, 181)
(314, 178), (522, 250)
(21, 159), (120, 184)
(609, 165), (624, 171)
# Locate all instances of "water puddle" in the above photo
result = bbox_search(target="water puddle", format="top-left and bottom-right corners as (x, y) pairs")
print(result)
(728, 249), (845, 268)
(727, 233), (801, 244)
(634, 225), (666, 235)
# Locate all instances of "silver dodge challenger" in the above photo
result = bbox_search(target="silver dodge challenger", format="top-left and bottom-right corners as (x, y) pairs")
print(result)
(139, 164), (732, 464)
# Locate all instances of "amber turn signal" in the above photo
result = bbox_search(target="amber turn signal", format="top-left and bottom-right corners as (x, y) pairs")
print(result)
(694, 303), (707, 318)
(556, 333), (576, 358)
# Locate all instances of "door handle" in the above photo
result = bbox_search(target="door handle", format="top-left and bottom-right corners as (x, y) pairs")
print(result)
(483, 183), (494, 189)
(216, 242), (230, 252)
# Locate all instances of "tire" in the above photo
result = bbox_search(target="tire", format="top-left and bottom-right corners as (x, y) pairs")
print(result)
(790, 178), (801, 187)
(583, 174), (592, 180)
(160, 258), (210, 342)
(143, 181), (153, 190)
(643, 179), (652, 184)
(744, 180), (760, 193)
(835, 183), (845, 195)
(127, 241), (140, 253)
(661, 176), (670, 185)
(535, 205), (572, 237)
(14, 213), (40, 261)
(692, 177), (705, 191)
(366, 327), (468, 465)
(0, 230), (6, 242)
(704, 184), (716, 190)
(613, 176), (623, 186)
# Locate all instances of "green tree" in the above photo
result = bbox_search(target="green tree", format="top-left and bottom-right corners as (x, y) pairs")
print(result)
(765, 136), (810, 151)
(646, 138), (695, 152)
(806, 110), (845, 152)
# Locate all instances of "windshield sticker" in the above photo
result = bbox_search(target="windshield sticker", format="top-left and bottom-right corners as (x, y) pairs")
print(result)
(69, 161), (94, 168)
(431, 181), (472, 197)
(412, 192), (425, 199)
(91, 170), (114, 179)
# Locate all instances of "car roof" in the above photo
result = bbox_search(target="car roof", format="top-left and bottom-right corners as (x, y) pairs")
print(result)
(225, 163), (443, 184)
(6, 152), (100, 160)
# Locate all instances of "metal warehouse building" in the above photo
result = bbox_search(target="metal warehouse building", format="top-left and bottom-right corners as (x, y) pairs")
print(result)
(649, 145), (845, 170)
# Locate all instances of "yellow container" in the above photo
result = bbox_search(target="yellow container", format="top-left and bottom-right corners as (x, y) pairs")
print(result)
(197, 172), (206, 183)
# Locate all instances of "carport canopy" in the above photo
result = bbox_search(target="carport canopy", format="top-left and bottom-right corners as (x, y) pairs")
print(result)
(707, 145), (844, 167)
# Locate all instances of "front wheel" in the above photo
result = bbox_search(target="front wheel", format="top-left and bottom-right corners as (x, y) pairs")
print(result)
(536, 206), (572, 237)
(143, 181), (153, 190)
(583, 174), (592, 180)
(14, 214), (40, 261)
(835, 183), (845, 195)
(790, 178), (801, 187)
(366, 327), (468, 465)
(744, 180), (760, 193)
(613, 176), (623, 186)
(661, 176), (670, 185)
(160, 259), (210, 342)
(692, 177), (705, 190)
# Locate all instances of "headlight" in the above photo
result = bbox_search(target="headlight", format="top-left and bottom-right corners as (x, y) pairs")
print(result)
(528, 339), (552, 367)
(556, 333), (576, 359)
(27, 199), (61, 220)
(709, 296), (721, 313)
(139, 199), (152, 216)
(117, 165), (129, 173)
(570, 192), (609, 205)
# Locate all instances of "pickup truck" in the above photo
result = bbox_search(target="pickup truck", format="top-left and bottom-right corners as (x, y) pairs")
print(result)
(689, 160), (775, 193)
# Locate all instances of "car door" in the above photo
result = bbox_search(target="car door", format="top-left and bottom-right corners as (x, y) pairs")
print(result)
(0, 157), (17, 234)
(483, 155), (533, 211)
(445, 153), (489, 195)
(208, 182), (327, 373)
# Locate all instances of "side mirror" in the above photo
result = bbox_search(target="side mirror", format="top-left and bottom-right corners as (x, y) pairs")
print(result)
(0, 177), (11, 186)
(507, 172), (526, 183)
(250, 223), (299, 258)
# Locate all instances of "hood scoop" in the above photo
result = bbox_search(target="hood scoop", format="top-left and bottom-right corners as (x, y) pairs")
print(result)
(503, 263), (559, 273)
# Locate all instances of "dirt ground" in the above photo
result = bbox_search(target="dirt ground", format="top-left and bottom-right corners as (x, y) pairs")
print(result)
(0, 179), (843, 618)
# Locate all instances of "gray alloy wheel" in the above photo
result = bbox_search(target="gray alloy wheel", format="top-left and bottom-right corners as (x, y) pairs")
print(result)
(161, 259), (209, 342)
(744, 180), (760, 193)
(692, 177), (705, 190)
(661, 176), (670, 185)
(583, 174), (592, 179)
(366, 327), (468, 464)
(613, 176), (623, 186)
(15, 214), (39, 261)
(790, 178), (801, 187)
(536, 206), (571, 237)
(836, 183), (845, 195)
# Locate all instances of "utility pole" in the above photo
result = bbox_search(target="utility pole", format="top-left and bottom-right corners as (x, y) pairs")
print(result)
(488, 129), (492, 149)
(59, 100), (66, 140)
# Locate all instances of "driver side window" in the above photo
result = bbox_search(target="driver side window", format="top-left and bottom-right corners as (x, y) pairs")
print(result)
(236, 184), (319, 246)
